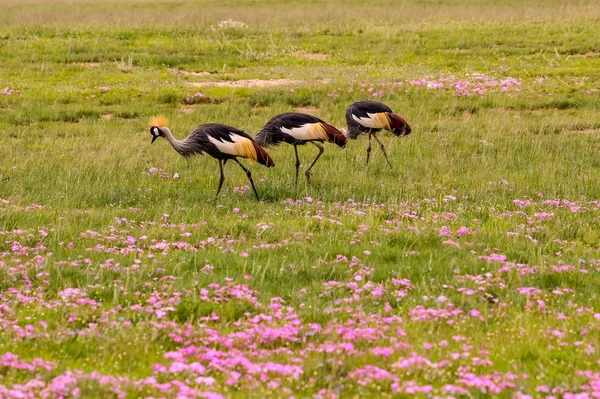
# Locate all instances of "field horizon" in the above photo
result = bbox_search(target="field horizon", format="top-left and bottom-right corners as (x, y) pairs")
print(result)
(1, 0), (600, 397)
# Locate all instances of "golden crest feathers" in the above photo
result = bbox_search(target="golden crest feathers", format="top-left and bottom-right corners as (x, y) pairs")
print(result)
(149, 115), (169, 127)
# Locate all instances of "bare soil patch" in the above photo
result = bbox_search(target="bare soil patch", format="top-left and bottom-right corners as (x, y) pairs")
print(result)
(293, 52), (328, 60)
(170, 69), (211, 77)
(72, 62), (101, 68)
(185, 79), (329, 88)
(295, 106), (320, 114)
(181, 105), (199, 114)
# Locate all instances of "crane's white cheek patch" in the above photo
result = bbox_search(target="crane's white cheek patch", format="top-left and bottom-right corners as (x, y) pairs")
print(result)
(280, 124), (327, 140)
(352, 113), (390, 129)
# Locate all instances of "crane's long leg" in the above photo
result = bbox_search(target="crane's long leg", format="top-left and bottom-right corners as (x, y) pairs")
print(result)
(372, 134), (393, 170)
(233, 158), (259, 200)
(216, 159), (226, 197)
(293, 144), (300, 186)
(366, 132), (372, 166)
(305, 142), (324, 182)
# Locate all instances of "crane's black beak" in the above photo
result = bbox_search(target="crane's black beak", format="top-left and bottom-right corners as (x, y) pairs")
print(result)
(151, 135), (158, 144)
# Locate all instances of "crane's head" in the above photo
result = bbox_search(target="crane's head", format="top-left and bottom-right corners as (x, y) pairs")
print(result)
(149, 115), (169, 144)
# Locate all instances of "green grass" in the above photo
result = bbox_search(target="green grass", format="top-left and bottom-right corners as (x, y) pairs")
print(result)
(1, 0), (600, 397)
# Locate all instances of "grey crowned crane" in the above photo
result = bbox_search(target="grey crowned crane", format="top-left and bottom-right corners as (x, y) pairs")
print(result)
(149, 116), (274, 200)
(254, 113), (346, 185)
(343, 101), (411, 169)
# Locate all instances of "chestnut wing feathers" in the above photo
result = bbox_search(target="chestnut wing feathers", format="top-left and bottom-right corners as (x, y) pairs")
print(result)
(186, 124), (274, 167)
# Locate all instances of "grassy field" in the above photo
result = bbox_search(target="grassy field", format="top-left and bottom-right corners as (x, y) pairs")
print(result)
(1, 0), (600, 397)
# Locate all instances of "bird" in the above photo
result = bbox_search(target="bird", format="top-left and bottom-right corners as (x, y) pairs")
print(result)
(342, 101), (411, 169)
(254, 113), (346, 185)
(149, 116), (274, 200)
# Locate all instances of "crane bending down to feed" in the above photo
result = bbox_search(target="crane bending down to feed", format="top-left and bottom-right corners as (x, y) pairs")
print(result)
(149, 116), (274, 200)
(343, 101), (412, 169)
(254, 113), (347, 185)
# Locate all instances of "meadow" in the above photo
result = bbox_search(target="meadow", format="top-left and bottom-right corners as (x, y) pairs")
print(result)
(1, 0), (600, 397)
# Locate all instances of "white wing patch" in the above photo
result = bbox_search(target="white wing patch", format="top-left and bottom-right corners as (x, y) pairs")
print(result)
(352, 112), (390, 129)
(208, 133), (257, 161)
(280, 123), (327, 141)
(208, 134), (238, 155)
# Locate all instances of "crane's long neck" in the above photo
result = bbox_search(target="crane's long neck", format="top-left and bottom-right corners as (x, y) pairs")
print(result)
(163, 128), (186, 155)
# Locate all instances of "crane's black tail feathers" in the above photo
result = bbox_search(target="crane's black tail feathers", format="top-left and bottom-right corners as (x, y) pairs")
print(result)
(253, 129), (278, 148)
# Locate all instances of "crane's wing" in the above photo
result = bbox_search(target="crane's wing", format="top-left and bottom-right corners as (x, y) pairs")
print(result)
(349, 101), (394, 116)
(255, 113), (345, 147)
(347, 101), (393, 130)
(202, 124), (274, 167)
